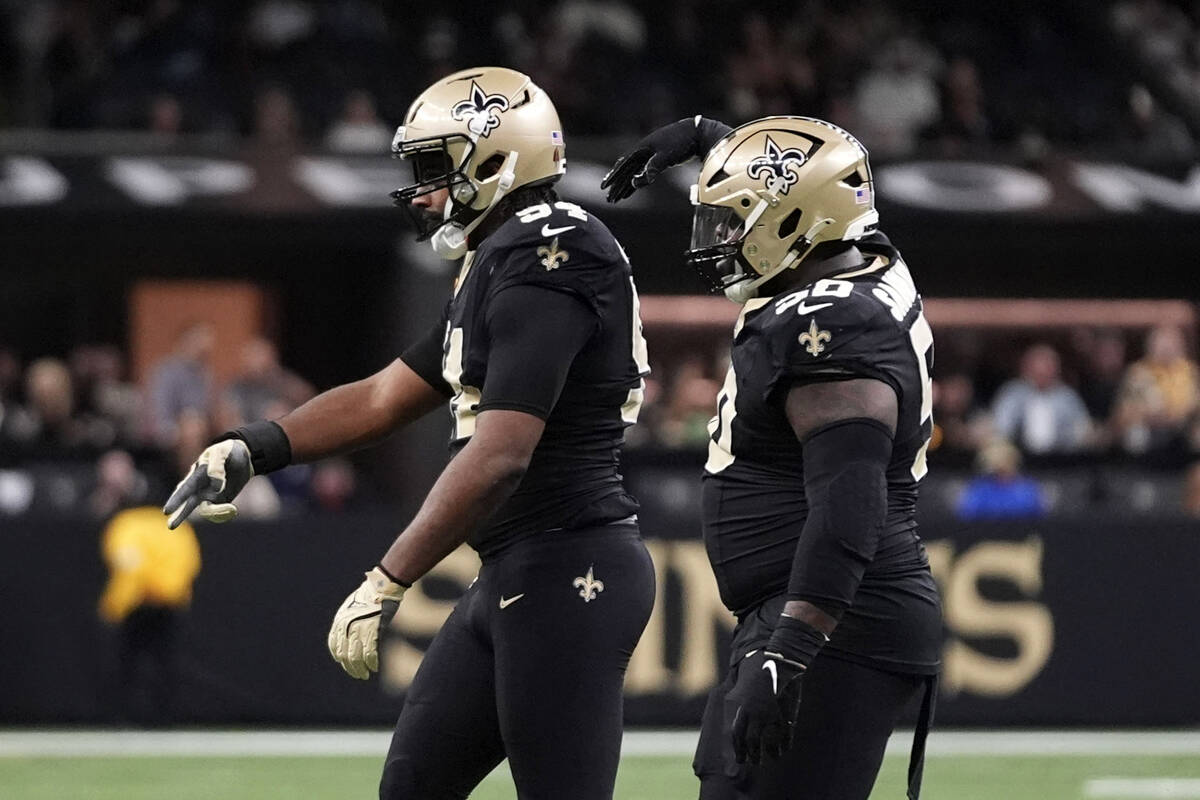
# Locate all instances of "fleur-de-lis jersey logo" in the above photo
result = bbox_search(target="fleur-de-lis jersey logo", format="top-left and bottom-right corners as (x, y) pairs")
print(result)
(537, 237), (569, 271)
(451, 81), (510, 138)
(746, 135), (808, 195)
(799, 318), (832, 355)
(573, 565), (604, 602)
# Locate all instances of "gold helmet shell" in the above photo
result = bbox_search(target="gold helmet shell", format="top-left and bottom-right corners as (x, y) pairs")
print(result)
(390, 67), (566, 258)
(687, 116), (878, 302)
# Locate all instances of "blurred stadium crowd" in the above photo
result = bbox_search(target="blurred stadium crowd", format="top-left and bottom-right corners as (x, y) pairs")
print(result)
(3, 319), (1200, 521)
(0, 330), (358, 520)
(0, 0), (1195, 158)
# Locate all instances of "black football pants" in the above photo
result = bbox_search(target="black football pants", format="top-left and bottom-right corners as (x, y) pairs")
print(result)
(694, 599), (933, 800)
(379, 524), (655, 800)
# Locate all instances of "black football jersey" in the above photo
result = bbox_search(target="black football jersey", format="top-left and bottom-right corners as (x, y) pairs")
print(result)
(702, 231), (941, 674)
(432, 200), (649, 556)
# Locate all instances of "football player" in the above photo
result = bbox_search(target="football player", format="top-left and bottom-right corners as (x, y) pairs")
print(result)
(604, 116), (942, 799)
(164, 67), (655, 799)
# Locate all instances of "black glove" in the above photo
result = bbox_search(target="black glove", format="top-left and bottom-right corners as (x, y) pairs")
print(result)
(728, 613), (829, 765)
(727, 648), (806, 765)
(601, 116), (732, 203)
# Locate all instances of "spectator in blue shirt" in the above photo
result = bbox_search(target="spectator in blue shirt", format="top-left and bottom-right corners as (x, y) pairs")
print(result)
(957, 438), (1047, 520)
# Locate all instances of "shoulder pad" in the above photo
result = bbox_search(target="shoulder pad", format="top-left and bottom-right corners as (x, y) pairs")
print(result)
(479, 201), (627, 313)
(481, 200), (626, 290)
(480, 200), (622, 266)
(766, 275), (896, 382)
(770, 276), (881, 335)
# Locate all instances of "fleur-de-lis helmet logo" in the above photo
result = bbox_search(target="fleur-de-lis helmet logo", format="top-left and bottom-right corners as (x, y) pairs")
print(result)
(451, 81), (510, 138)
(746, 135), (808, 195)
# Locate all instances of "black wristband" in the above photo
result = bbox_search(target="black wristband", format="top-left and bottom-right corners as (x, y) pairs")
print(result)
(216, 420), (292, 475)
(765, 614), (829, 669)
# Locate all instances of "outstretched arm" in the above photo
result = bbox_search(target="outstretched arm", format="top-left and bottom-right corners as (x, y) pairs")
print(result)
(164, 321), (451, 529)
(281, 313), (452, 462)
(278, 357), (446, 463)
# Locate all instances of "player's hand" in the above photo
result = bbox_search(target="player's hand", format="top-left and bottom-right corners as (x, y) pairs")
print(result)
(727, 649), (805, 765)
(162, 439), (254, 529)
(601, 117), (704, 203)
(328, 567), (407, 680)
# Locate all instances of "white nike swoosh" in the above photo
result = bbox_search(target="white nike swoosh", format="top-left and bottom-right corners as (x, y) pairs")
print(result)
(498, 593), (525, 609)
(541, 223), (575, 237)
(792, 302), (833, 315)
(763, 660), (779, 694)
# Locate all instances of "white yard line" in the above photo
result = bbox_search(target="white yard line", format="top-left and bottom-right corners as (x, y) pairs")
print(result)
(1, 729), (1199, 759)
(888, 730), (1200, 758)
(0, 730), (395, 758)
(1085, 778), (1200, 798)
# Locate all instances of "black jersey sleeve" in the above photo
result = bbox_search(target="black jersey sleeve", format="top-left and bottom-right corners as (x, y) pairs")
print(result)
(696, 116), (734, 156)
(400, 304), (453, 397)
(476, 283), (600, 419)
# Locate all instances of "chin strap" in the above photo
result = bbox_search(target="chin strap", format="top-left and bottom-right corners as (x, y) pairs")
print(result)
(431, 152), (520, 260)
(724, 217), (834, 304)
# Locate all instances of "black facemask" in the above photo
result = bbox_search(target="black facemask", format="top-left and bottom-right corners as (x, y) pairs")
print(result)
(390, 134), (477, 240)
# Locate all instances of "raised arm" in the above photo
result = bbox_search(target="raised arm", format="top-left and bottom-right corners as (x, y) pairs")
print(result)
(601, 116), (733, 203)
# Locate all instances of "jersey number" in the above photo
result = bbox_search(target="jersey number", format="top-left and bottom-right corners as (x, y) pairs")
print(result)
(774, 278), (854, 315)
(515, 201), (588, 223)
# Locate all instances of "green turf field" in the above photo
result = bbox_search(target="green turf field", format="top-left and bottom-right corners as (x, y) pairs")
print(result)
(3, 753), (1200, 799)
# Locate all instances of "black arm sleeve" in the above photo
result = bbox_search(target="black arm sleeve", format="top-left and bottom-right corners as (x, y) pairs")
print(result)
(695, 116), (734, 156)
(400, 317), (453, 397)
(786, 417), (894, 619)
(476, 284), (600, 419)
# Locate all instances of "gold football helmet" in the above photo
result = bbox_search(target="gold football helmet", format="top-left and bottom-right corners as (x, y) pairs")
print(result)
(390, 67), (566, 259)
(686, 116), (878, 303)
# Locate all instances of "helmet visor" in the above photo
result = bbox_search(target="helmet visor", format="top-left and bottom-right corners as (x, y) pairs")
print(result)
(685, 204), (748, 292)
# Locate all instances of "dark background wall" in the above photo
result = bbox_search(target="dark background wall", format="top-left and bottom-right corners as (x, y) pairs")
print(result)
(3, 488), (1198, 727)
